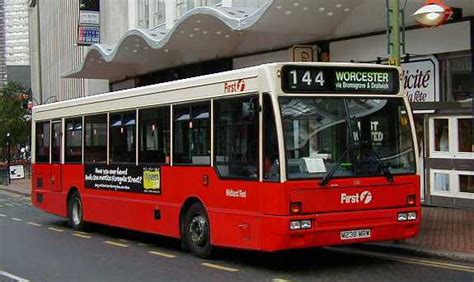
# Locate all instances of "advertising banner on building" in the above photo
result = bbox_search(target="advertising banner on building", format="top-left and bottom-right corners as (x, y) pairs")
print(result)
(85, 164), (161, 194)
(77, 0), (100, 45)
(401, 56), (439, 103)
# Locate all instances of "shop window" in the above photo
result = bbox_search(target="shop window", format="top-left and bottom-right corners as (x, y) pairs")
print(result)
(457, 118), (473, 153)
(214, 96), (259, 179)
(110, 111), (136, 164)
(139, 106), (170, 164)
(459, 174), (474, 194)
(447, 56), (473, 102)
(173, 102), (210, 165)
(433, 172), (450, 192)
(433, 119), (449, 152)
(84, 114), (107, 163)
(65, 118), (82, 163)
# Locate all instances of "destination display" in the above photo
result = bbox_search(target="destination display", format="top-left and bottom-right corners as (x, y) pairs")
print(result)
(281, 66), (399, 94)
(85, 164), (161, 194)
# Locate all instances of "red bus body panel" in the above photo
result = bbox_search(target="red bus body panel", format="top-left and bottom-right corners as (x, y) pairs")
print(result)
(32, 164), (420, 252)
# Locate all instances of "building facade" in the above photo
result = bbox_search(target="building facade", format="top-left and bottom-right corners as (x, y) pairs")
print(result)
(30, 0), (473, 208)
(0, 0), (6, 88)
(4, 0), (29, 66)
(2, 0), (31, 89)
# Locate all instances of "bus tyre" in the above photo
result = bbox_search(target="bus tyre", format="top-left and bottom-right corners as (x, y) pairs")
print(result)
(68, 191), (85, 231)
(184, 203), (214, 258)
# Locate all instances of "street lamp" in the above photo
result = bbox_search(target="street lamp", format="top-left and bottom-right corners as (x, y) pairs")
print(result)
(6, 133), (11, 185)
(413, 0), (453, 27)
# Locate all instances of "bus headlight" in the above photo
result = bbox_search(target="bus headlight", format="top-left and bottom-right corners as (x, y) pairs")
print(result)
(290, 221), (301, 230)
(407, 212), (417, 221)
(290, 220), (312, 230)
(397, 213), (407, 222)
(301, 220), (312, 229)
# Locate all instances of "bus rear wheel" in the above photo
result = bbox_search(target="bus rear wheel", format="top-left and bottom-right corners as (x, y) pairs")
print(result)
(183, 203), (214, 258)
(68, 191), (85, 231)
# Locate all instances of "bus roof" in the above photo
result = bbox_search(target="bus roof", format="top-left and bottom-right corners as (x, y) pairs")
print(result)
(33, 62), (400, 121)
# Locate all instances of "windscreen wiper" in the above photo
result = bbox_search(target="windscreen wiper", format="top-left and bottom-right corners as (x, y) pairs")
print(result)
(366, 149), (394, 182)
(320, 144), (352, 186)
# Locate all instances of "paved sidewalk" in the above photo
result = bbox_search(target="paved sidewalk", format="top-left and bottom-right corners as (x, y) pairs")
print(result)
(1, 178), (473, 262)
(365, 206), (474, 262)
(0, 178), (31, 195)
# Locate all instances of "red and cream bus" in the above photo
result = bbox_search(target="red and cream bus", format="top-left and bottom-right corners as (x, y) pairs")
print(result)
(32, 63), (420, 258)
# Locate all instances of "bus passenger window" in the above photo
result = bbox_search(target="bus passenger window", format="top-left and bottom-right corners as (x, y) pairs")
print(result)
(173, 102), (211, 165)
(214, 96), (259, 179)
(65, 118), (82, 163)
(84, 114), (107, 163)
(139, 106), (170, 164)
(35, 122), (50, 163)
(110, 111), (136, 164)
(51, 121), (62, 163)
(263, 95), (280, 181)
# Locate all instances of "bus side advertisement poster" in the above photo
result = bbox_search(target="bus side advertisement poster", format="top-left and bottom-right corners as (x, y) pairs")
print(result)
(281, 66), (399, 94)
(85, 164), (161, 194)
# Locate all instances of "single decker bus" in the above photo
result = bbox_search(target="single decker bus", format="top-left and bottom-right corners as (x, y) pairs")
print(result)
(32, 62), (420, 258)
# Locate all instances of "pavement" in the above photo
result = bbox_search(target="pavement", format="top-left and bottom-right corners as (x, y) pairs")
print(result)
(2, 177), (473, 263)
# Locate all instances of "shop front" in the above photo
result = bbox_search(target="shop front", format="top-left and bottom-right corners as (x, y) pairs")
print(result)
(330, 20), (473, 208)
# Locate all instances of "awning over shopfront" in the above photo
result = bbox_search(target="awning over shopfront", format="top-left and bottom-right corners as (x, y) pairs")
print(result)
(63, 0), (472, 83)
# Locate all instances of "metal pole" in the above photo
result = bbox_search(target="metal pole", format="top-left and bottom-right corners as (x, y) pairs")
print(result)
(6, 133), (10, 185)
(388, 0), (401, 66)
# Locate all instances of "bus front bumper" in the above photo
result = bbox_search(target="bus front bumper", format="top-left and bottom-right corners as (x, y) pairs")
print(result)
(260, 207), (421, 251)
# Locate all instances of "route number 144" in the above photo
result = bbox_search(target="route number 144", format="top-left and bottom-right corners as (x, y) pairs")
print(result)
(290, 70), (325, 86)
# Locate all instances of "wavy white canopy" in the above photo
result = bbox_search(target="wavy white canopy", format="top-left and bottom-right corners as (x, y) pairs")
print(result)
(64, 0), (473, 82)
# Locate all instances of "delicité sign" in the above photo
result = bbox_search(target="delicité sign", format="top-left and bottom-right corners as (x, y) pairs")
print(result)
(401, 56), (439, 103)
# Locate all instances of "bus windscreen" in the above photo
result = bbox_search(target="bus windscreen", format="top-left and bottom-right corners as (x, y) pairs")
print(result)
(281, 66), (399, 94)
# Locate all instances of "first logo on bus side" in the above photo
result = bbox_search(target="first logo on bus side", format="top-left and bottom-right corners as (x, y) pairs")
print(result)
(224, 79), (246, 93)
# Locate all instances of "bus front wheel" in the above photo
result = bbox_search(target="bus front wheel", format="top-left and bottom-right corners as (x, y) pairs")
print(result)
(183, 203), (214, 258)
(68, 191), (85, 231)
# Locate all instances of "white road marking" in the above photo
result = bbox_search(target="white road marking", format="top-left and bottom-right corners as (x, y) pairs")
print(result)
(73, 233), (92, 239)
(0, 270), (30, 282)
(11, 217), (23, 221)
(103, 241), (129, 248)
(27, 222), (42, 227)
(47, 227), (64, 232)
(0, 213), (6, 217)
(148, 250), (176, 258)
(73, 231), (90, 235)
(201, 263), (239, 272)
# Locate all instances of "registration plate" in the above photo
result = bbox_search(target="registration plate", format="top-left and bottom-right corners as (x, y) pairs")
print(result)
(340, 229), (371, 240)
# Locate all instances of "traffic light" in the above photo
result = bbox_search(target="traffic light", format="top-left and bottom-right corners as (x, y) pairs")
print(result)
(18, 93), (29, 109)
